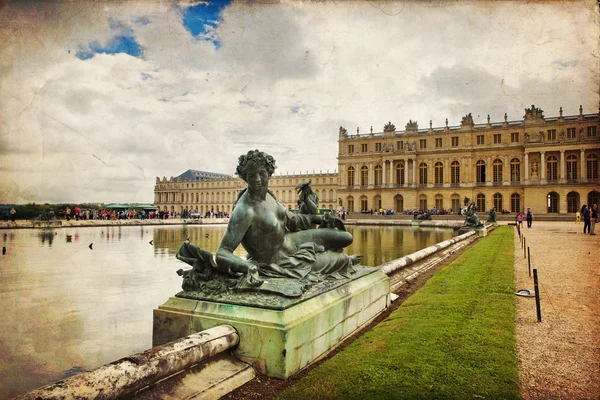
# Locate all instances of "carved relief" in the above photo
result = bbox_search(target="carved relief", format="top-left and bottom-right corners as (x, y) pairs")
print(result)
(405, 120), (418, 131)
(523, 105), (545, 122)
(461, 113), (474, 126)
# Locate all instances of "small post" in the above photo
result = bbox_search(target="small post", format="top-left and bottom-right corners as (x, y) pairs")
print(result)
(527, 247), (531, 277)
(533, 268), (542, 322)
(523, 237), (526, 258)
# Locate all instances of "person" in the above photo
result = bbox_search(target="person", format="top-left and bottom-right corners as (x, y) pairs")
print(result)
(590, 204), (598, 235)
(3, 208), (8, 222)
(582, 205), (591, 234)
(526, 208), (534, 228)
(215, 150), (361, 286)
(65, 207), (71, 221)
(516, 212), (523, 227)
(576, 210), (581, 223)
(9, 207), (16, 223)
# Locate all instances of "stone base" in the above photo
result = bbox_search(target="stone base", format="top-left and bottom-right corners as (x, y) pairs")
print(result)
(153, 268), (390, 379)
(458, 226), (489, 237)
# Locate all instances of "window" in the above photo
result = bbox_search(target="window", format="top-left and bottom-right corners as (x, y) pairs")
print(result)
(419, 163), (428, 185)
(511, 193), (521, 213)
(361, 143), (368, 152)
(587, 154), (599, 179)
(476, 160), (486, 183)
(348, 145), (354, 153)
(435, 138), (442, 148)
(360, 196), (368, 211)
(360, 165), (369, 185)
(347, 166), (355, 186)
(476, 193), (486, 213)
(374, 165), (383, 186)
(566, 155), (577, 180)
(493, 133), (501, 144)
(547, 192), (559, 213)
(547, 129), (556, 140)
(510, 158), (521, 182)
(451, 136), (459, 147)
(566, 127), (576, 139)
(396, 163), (405, 185)
(420, 139), (427, 149)
(435, 162), (444, 185)
(435, 194), (443, 210)
(477, 135), (485, 145)
(546, 156), (558, 181)
(397, 141), (403, 150)
(493, 193), (503, 211)
(419, 195), (428, 211)
(395, 195), (404, 212)
(451, 161), (460, 184)
(511, 132), (519, 142)
(451, 194), (460, 213)
(347, 197), (354, 212)
(588, 126), (597, 137)
(493, 159), (503, 183)
(567, 192), (580, 213)
(375, 143), (382, 152)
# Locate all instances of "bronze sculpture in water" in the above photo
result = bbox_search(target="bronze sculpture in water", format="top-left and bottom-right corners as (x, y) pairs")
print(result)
(463, 201), (483, 227)
(176, 150), (362, 297)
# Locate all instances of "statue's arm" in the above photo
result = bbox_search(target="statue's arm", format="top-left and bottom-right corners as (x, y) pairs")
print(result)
(216, 208), (255, 276)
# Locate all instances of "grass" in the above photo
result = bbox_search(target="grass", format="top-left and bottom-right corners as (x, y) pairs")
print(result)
(279, 226), (519, 400)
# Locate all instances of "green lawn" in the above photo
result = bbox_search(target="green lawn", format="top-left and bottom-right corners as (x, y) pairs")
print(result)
(279, 226), (519, 400)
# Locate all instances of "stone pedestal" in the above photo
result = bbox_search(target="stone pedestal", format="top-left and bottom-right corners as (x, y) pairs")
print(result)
(153, 267), (390, 379)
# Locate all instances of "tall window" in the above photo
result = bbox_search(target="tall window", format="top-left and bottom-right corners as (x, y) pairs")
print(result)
(360, 166), (369, 186)
(375, 143), (382, 152)
(451, 161), (460, 184)
(476, 160), (486, 183)
(566, 155), (577, 180)
(587, 154), (599, 179)
(477, 135), (485, 145)
(547, 129), (557, 140)
(419, 195), (428, 211)
(567, 192), (580, 213)
(420, 139), (427, 149)
(348, 145), (354, 153)
(435, 194), (443, 210)
(476, 193), (486, 213)
(435, 162), (444, 185)
(546, 156), (558, 181)
(435, 138), (442, 148)
(547, 192), (559, 213)
(419, 163), (428, 185)
(493, 133), (501, 144)
(493, 193), (503, 211)
(395, 195), (404, 212)
(451, 136), (459, 147)
(510, 158), (521, 182)
(588, 126), (597, 137)
(511, 132), (520, 142)
(397, 141), (403, 150)
(567, 127), (576, 139)
(361, 143), (368, 152)
(360, 196), (368, 211)
(396, 163), (405, 185)
(374, 165), (383, 186)
(347, 197), (354, 212)
(347, 166), (355, 186)
(493, 159), (503, 183)
(451, 194), (460, 213)
(511, 193), (521, 213)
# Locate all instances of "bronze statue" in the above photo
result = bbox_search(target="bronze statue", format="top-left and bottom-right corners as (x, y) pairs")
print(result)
(176, 150), (362, 297)
(295, 180), (318, 215)
(487, 207), (497, 223)
(463, 202), (483, 227)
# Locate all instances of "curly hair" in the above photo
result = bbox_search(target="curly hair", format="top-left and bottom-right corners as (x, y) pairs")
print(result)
(235, 149), (277, 182)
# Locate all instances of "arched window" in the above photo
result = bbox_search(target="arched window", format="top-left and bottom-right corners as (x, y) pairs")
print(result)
(493, 193), (503, 211)
(566, 155), (578, 180)
(588, 191), (600, 208)
(435, 194), (443, 210)
(547, 192), (559, 213)
(360, 195), (368, 211)
(419, 194), (428, 211)
(329, 189), (334, 201)
(451, 161), (460, 184)
(451, 194), (460, 213)
(396, 163), (405, 185)
(547, 156), (558, 181)
(374, 165), (383, 186)
(419, 163), (428, 185)
(347, 166), (355, 186)
(587, 154), (599, 179)
(476, 160), (486, 183)
(476, 193), (486, 213)
(347, 196), (355, 212)
(493, 159), (503, 183)
(395, 194), (404, 212)
(361, 166), (369, 186)
(435, 162), (444, 185)
(567, 192), (580, 213)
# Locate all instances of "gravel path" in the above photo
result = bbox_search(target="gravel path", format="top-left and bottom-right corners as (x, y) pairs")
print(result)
(514, 221), (599, 400)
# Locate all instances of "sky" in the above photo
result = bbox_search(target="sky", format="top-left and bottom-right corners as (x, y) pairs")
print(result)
(0, 0), (598, 204)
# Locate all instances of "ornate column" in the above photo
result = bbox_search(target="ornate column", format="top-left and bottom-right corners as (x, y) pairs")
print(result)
(524, 153), (529, 181)
(389, 160), (394, 187)
(560, 150), (565, 180)
(382, 162), (387, 186)
(404, 159), (408, 186)
(580, 149), (586, 179)
(368, 162), (374, 186)
(412, 159), (416, 187)
(541, 151), (546, 180)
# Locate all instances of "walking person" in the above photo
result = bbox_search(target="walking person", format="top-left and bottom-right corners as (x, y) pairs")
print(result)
(3, 208), (8, 222)
(526, 208), (534, 228)
(516, 212), (523, 227)
(582, 205), (591, 234)
(591, 204), (598, 235)
(9, 207), (16, 223)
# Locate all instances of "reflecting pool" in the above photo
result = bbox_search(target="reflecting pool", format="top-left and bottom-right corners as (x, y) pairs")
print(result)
(0, 224), (455, 397)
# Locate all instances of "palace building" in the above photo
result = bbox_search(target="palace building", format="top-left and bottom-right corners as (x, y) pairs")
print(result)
(154, 104), (599, 215)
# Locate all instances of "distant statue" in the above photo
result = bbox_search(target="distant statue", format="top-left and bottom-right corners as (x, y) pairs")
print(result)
(37, 210), (55, 221)
(524, 133), (530, 144)
(487, 207), (497, 223)
(176, 150), (361, 298)
(296, 180), (318, 215)
(531, 162), (539, 178)
(338, 198), (343, 207)
(417, 213), (432, 221)
(463, 202), (483, 227)
(463, 196), (470, 207)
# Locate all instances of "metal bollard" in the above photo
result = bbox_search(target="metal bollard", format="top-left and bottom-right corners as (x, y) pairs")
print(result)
(533, 269), (542, 322)
(527, 247), (531, 277)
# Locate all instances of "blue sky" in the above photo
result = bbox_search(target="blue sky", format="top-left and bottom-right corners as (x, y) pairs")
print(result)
(182, 0), (231, 47)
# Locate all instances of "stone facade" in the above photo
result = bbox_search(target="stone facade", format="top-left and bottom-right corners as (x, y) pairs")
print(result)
(337, 105), (599, 214)
(154, 105), (600, 215)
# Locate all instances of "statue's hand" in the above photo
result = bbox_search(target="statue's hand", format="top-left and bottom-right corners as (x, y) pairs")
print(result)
(243, 264), (263, 287)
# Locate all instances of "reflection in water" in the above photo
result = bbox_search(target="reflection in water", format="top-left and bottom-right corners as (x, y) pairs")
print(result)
(0, 224), (455, 398)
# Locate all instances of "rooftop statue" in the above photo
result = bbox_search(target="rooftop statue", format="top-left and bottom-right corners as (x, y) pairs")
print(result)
(176, 150), (362, 298)
(463, 202), (483, 228)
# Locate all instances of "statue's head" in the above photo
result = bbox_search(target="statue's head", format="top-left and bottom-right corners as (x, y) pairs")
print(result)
(236, 149), (277, 183)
